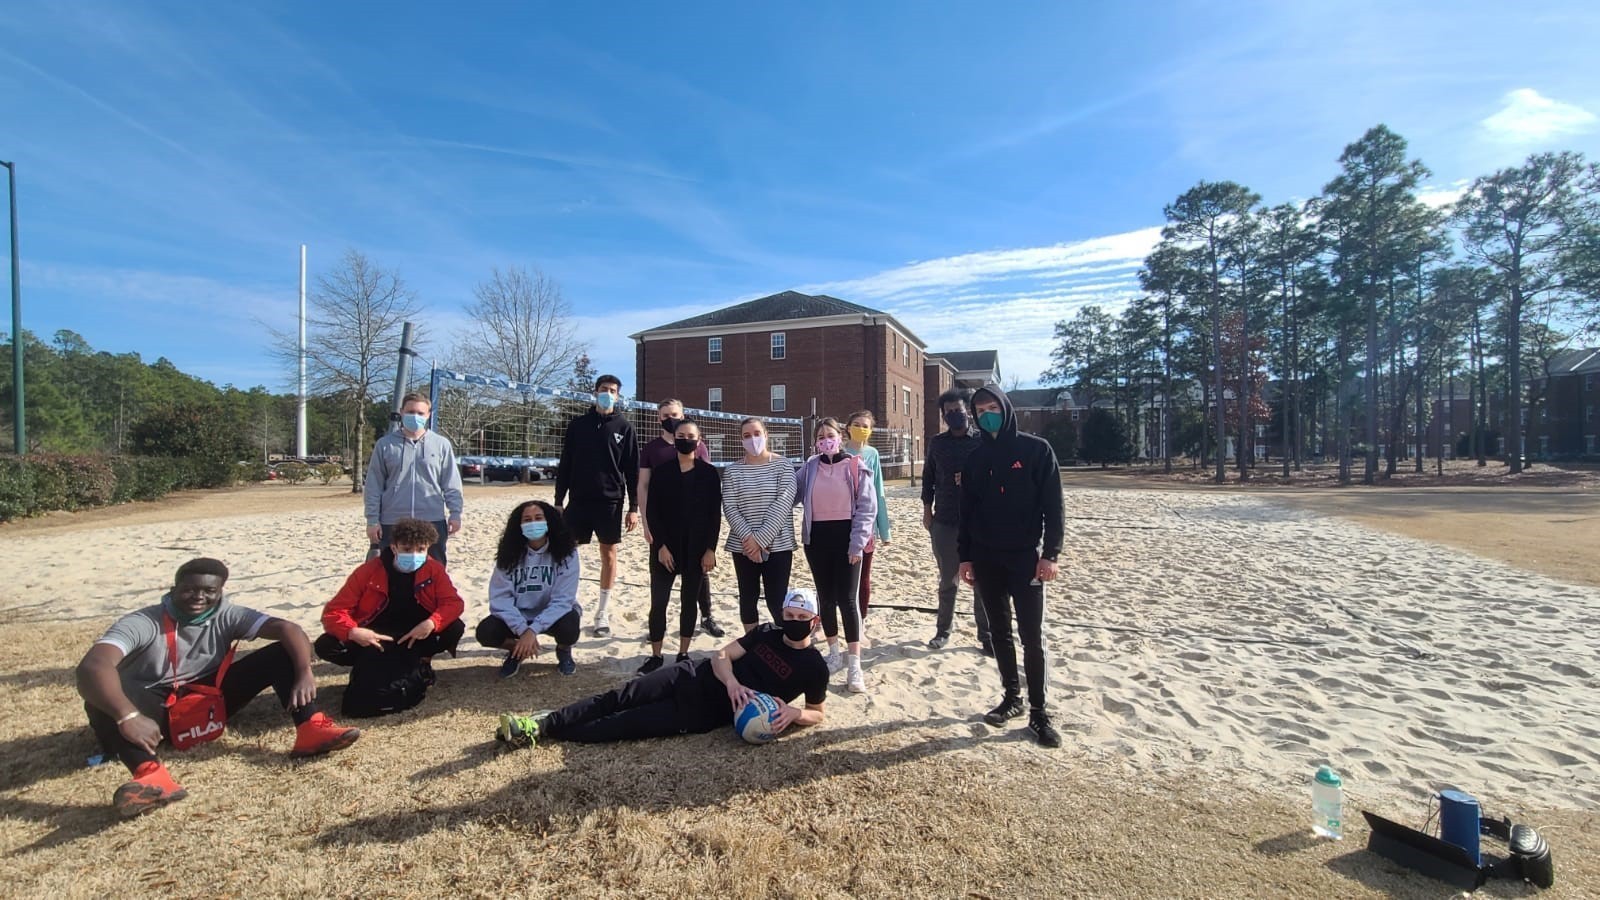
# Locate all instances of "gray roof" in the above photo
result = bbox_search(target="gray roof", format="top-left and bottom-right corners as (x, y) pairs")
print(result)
(1008, 388), (1068, 409)
(929, 350), (1000, 373)
(1547, 347), (1600, 376)
(642, 291), (886, 332)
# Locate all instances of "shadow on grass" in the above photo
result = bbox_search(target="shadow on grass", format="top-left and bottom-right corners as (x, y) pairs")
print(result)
(316, 716), (980, 848)
(0, 796), (124, 855)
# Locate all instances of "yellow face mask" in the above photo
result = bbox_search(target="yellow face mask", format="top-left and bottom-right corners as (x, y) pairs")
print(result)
(849, 425), (872, 444)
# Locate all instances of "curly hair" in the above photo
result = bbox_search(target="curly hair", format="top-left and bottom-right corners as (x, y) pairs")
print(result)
(496, 500), (577, 572)
(390, 518), (439, 549)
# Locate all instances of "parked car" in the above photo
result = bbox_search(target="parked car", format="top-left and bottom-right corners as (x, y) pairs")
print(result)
(459, 461), (484, 480)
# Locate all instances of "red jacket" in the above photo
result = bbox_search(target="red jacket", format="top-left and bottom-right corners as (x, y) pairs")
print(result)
(322, 556), (464, 641)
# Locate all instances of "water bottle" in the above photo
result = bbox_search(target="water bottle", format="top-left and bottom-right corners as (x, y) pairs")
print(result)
(1312, 765), (1343, 839)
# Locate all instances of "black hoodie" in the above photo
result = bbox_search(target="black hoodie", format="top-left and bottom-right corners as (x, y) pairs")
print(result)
(957, 383), (1064, 562)
(555, 408), (640, 510)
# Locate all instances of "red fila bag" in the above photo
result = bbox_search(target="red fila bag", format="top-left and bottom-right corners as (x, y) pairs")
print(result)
(162, 613), (235, 751)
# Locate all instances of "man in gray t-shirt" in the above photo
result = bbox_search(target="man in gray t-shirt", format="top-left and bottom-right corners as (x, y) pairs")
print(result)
(77, 557), (362, 818)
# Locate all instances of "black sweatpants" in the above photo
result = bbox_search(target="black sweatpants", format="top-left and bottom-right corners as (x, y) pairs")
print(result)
(312, 618), (466, 666)
(733, 549), (792, 626)
(804, 520), (862, 643)
(86, 642), (316, 773)
(648, 550), (708, 642)
(475, 609), (582, 648)
(542, 659), (730, 743)
(972, 550), (1049, 713)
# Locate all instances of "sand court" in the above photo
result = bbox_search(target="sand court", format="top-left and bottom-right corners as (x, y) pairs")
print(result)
(2, 480), (1598, 895)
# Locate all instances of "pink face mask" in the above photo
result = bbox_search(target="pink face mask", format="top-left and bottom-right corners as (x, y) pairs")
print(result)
(816, 436), (841, 455)
(742, 435), (766, 455)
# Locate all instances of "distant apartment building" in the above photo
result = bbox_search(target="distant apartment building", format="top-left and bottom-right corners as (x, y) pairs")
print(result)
(632, 291), (934, 474)
(1528, 347), (1600, 458)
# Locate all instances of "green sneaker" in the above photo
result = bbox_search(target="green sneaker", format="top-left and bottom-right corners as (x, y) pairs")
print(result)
(495, 712), (541, 747)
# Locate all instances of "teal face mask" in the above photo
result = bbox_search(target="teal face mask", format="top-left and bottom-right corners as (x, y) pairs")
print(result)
(163, 592), (221, 626)
(977, 411), (1004, 434)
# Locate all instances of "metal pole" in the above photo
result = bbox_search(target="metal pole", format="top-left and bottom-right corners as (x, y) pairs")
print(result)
(296, 244), (308, 458)
(388, 322), (416, 432)
(3, 162), (22, 455)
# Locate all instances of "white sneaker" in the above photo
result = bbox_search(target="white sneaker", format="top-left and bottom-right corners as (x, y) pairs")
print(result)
(825, 646), (844, 674)
(846, 654), (866, 693)
(592, 609), (611, 637)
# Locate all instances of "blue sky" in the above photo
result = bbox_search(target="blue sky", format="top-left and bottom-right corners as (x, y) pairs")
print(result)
(2, 1), (1597, 393)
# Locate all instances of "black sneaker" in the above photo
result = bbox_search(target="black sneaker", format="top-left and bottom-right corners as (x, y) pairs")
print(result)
(635, 655), (664, 677)
(1028, 712), (1062, 748)
(983, 694), (1024, 726)
(420, 660), (437, 687)
(675, 652), (691, 663)
(701, 616), (726, 639)
(927, 632), (950, 650)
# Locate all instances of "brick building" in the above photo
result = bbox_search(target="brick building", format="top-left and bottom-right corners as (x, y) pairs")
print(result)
(1528, 347), (1600, 458)
(632, 291), (931, 473)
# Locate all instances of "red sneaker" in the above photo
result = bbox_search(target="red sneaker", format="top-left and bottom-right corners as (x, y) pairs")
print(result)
(113, 761), (188, 818)
(290, 712), (361, 758)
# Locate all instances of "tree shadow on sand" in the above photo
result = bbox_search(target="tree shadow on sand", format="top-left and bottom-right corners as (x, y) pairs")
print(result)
(316, 716), (1001, 848)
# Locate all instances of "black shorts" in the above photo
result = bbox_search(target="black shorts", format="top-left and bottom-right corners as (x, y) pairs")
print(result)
(565, 499), (624, 545)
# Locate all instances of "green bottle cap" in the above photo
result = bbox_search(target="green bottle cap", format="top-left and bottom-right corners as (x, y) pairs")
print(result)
(1316, 765), (1342, 787)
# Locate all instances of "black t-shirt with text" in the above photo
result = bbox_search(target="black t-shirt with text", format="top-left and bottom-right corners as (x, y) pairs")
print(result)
(717, 624), (829, 706)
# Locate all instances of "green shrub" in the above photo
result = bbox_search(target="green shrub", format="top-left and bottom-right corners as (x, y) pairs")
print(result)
(30, 455), (117, 510)
(0, 456), (36, 521)
(312, 462), (343, 485)
(236, 461), (271, 483)
(276, 461), (311, 485)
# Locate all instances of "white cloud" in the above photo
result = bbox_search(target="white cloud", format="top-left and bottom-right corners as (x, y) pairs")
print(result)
(801, 227), (1162, 387)
(1481, 88), (1597, 143)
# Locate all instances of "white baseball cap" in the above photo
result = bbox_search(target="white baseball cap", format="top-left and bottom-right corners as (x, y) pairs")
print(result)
(782, 587), (818, 616)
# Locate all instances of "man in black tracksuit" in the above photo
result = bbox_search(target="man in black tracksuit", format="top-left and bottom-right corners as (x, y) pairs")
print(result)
(958, 382), (1065, 748)
(555, 374), (640, 637)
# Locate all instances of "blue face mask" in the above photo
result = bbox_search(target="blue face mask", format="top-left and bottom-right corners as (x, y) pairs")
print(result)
(977, 411), (1004, 434)
(521, 520), (549, 541)
(394, 551), (428, 573)
(402, 412), (428, 432)
(594, 392), (617, 413)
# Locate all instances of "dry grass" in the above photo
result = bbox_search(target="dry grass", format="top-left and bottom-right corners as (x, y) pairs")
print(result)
(2, 622), (1597, 898)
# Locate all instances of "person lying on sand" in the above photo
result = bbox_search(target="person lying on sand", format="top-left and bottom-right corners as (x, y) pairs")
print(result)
(496, 589), (829, 746)
(76, 557), (361, 818)
(315, 518), (466, 717)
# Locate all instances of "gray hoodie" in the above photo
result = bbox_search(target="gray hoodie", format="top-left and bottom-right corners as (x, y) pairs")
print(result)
(363, 429), (464, 526)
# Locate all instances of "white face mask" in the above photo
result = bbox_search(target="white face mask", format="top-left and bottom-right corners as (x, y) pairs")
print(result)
(742, 435), (766, 455)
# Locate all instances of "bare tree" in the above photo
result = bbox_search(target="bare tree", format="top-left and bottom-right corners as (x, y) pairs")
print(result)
(275, 249), (422, 492)
(456, 266), (585, 385)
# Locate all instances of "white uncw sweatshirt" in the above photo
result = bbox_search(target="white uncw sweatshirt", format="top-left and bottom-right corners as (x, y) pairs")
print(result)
(487, 544), (583, 635)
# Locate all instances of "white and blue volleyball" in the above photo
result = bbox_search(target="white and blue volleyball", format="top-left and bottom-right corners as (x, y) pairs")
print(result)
(734, 692), (783, 744)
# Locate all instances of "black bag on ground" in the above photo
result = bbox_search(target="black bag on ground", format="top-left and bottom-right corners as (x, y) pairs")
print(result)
(342, 649), (428, 718)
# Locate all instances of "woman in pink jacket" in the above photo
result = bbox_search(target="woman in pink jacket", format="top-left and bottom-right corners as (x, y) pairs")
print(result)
(794, 417), (876, 694)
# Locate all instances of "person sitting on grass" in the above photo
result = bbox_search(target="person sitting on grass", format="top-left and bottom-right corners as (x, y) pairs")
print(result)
(496, 588), (829, 746)
(315, 518), (466, 717)
(76, 557), (361, 818)
(476, 499), (582, 677)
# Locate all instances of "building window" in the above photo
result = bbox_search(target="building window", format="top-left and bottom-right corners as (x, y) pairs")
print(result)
(771, 384), (787, 412)
(1587, 434), (1596, 454)
(1589, 404), (1595, 421)
(903, 341), (910, 367)
(1588, 374), (1597, 391)
(1539, 435), (1550, 456)
(706, 435), (725, 461)
(1071, 410), (1080, 422)
(708, 387), (722, 412)
(708, 337), (722, 364)
(771, 434), (788, 457)
(1540, 406), (1549, 422)
(771, 332), (785, 360)
(903, 386), (912, 415)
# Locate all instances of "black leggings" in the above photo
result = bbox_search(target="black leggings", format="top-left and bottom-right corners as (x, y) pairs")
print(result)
(648, 549), (708, 642)
(804, 520), (862, 644)
(474, 609), (581, 648)
(86, 642), (316, 773)
(543, 659), (730, 743)
(312, 618), (466, 666)
(733, 549), (793, 626)
(973, 551), (1050, 712)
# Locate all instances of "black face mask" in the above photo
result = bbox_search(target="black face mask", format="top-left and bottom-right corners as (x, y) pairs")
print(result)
(661, 416), (684, 434)
(674, 437), (699, 455)
(944, 410), (969, 431)
(781, 619), (813, 642)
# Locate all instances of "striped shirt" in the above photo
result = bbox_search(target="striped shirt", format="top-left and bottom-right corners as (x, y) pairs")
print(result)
(721, 457), (798, 554)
